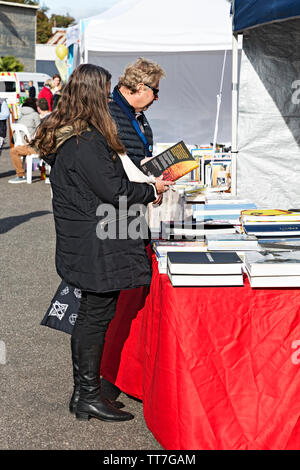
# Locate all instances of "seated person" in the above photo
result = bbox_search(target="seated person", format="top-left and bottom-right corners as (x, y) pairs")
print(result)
(15, 97), (40, 144)
(8, 98), (50, 184)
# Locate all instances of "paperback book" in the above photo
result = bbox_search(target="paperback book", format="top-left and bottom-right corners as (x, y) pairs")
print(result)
(140, 141), (198, 181)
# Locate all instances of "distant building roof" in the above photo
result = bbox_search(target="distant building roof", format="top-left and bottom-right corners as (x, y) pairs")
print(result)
(0, 1), (39, 9)
(46, 30), (66, 45)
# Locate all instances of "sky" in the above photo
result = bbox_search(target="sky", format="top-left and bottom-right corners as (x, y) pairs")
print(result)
(41, 0), (121, 21)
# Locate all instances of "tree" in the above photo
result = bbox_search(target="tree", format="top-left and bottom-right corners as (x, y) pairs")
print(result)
(0, 56), (24, 72)
(37, 7), (52, 43)
(50, 13), (75, 29)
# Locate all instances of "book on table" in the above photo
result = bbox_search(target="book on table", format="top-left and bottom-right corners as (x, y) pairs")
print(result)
(193, 202), (257, 225)
(244, 251), (300, 276)
(152, 240), (207, 256)
(246, 272), (300, 288)
(205, 233), (259, 250)
(242, 223), (300, 236)
(167, 270), (244, 287)
(161, 220), (237, 239)
(240, 209), (300, 223)
(140, 141), (198, 181)
(193, 203), (257, 217)
(167, 251), (243, 275)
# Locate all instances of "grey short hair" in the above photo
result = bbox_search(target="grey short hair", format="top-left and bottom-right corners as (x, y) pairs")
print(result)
(118, 57), (165, 92)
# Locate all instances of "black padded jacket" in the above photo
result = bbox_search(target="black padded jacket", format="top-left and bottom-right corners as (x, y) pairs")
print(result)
(49, 126), (156, 293)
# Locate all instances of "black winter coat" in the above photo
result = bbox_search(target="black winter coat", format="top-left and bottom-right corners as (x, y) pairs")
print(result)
(109, 87), (153, 168)
(49, 126), (156, 293)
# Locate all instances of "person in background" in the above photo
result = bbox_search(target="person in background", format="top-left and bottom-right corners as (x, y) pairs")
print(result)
(32, 64), (172, 423)
(52, 74), (62, 94)
(16, 97), (40, 139)
(0, 91), (10, 155)
(8, 98), (49, 184)
(109, 57), (165, 168)
(38, 79), (54, 111)
(28, 80), (36, 98)
(36, 98), (51, 120)
(52, 74), (63, 109)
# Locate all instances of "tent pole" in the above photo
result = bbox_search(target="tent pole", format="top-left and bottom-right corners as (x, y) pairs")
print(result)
(231, 33), (239, 196)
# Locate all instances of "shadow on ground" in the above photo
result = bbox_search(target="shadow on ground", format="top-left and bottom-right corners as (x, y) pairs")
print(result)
(0, 210), (51, 234)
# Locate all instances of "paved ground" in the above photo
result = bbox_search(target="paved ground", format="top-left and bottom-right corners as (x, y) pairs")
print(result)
(0, 142), (162, 451)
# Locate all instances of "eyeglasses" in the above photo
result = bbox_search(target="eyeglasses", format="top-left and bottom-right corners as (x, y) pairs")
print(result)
(144, 83), (159, 97)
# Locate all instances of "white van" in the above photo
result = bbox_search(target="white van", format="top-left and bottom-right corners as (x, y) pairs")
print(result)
(0, 72), (51, 119)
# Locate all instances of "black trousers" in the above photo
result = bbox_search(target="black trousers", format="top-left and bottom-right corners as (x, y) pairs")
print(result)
(71, 290), (120, 346)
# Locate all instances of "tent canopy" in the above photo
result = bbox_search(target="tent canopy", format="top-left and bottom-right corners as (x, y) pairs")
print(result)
(85, 0), (232, 52)
(67, 0), (233, 146)
(233, 0), (300, 32)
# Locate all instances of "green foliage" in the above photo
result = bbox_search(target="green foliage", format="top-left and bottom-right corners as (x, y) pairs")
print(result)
(0, 55), (24, 72)
(37, 9), (52, 43)
(50, 13), (75, 28)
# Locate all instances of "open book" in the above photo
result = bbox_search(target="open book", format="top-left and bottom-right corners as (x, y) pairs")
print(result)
(140, 141), (198, 181)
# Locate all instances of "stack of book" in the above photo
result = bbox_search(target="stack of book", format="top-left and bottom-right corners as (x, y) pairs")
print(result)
(240, 209), (300, 237)
(152, 240), (207, 274)
(193, 200), (257, 224)
(205, 233), (259, 251)
(244, 251), (300, 287)
(167, 251), (244, 287)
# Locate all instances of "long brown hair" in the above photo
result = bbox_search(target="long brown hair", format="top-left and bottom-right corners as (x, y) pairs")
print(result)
(33, 64), (125, 156)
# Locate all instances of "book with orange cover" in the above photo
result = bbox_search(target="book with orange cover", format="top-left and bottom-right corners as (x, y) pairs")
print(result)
(140, 141), (198, 181)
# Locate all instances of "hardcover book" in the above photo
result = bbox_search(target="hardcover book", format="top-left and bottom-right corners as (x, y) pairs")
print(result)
(152, 240), (207, 256)
(167, 251), (243, 275)
(245, 270), (300, 288)
(161, 220), (237, 239)
(140, 141), (198, 181)
(205, 233), (259, 250)
(242, 223), (300, 236)
(244, 251), (300, 276)
(241, 209), (300, 222)
(167, 269), (244, 287)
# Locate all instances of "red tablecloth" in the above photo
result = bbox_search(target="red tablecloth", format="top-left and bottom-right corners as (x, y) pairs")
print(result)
(101, 255), (300, 450)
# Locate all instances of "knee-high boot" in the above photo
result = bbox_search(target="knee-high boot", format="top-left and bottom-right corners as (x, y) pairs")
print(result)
(69, 337), (80, 414)
(75, 343), (134, 422)
(69, 337), (125, 413)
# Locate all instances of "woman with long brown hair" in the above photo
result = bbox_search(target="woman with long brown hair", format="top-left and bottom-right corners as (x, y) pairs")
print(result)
(33, 64), (172, 423)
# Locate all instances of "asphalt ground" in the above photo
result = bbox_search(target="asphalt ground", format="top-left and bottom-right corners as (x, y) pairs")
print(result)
(0, 141), (163, 451)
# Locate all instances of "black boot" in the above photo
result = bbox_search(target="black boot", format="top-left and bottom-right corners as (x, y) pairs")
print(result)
(75, 343), (134, 422)
(70, 338), (125, 413)
(100, 377), (121, 401)
(69, 337), (80, 414)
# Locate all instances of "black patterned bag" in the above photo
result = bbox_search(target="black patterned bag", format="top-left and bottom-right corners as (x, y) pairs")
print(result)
(40, 280), (81, 334)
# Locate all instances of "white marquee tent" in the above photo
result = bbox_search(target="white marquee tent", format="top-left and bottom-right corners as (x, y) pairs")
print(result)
(67, 0), (233, 146)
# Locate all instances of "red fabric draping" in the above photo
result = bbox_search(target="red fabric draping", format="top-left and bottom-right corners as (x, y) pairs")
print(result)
(101, 254), (300, 450)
